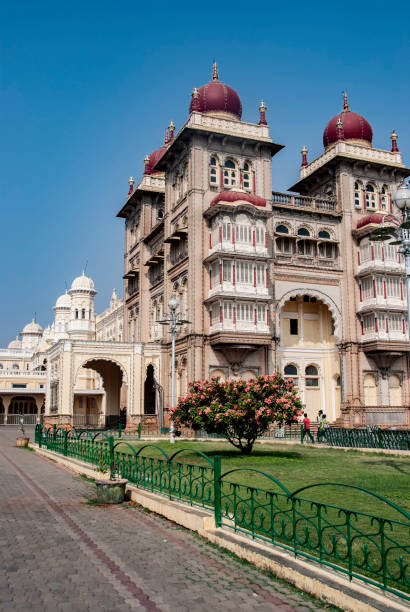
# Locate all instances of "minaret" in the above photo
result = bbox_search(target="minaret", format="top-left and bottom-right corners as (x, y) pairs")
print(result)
(67, 272), (97, 340)
(391, 130), (399, 153)
(258, 101), (267, 126)
(128, 176), (134, 195)
(190, 87), (201, 112)
(301, 145), (308, 167)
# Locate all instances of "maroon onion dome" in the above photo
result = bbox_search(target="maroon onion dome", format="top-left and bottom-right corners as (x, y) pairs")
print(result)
(189, 62), (242, 120)
(145, 144), (167, 174)
(211, 190), (266, 208)
(356, 213), (384, 229)
(323, 93), (373, 149)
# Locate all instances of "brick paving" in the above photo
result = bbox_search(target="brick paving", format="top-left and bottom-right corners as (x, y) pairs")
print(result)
(0, 427), (330, 611)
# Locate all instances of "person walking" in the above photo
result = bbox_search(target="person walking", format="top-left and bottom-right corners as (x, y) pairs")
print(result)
(316, 410), (323, 441)
(302, 413), (314, 443)
(318, 414), (328, 442)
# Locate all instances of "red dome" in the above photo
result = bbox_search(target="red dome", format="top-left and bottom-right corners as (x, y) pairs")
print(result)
(210, 190), (266, 208)
(189, 63), (242, 119)
(323, 94), (372, 148)
(146, 145), (167, 174)
(356, 213), (383, 229)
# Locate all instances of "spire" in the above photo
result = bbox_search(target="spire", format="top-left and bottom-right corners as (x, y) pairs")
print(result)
(144, 154), (151, 175)
(343, 92), (349, 111)
(128, 176), (134, 195)
(391, 129), (399, 153)
(301, 145), (308, 167)
(164, 128), (169, 145)
(212, 61), (219, 81)
(191, 87), (201, 112)
(258, 101), (267, 126)
(168, 120), (175, 141)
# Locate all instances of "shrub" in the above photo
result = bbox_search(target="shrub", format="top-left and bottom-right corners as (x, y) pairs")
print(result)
(171, 374), (302, 454)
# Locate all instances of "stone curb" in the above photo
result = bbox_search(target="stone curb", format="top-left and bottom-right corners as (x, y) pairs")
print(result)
(30, 443), (409, 612)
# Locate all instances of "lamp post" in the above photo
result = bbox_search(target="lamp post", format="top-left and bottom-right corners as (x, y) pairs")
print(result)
(371, 179), (410, 349)
(157, 297), (190, 443)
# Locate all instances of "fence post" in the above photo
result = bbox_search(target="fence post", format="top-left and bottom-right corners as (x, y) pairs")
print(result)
(63, 430), (68, 456)
(138, 422), (141, 440)
(38, 424), (43, 448)
(53, 424), (56, 442)
(118, 422), (122, 438)
(213, 455), (222, 528)
(300, 424), (303, 444)
(108, 435), (115, 479)
(377, 428), (383, 449)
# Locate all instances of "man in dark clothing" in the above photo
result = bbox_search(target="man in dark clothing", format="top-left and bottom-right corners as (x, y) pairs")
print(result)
(302, 413), (314, 443)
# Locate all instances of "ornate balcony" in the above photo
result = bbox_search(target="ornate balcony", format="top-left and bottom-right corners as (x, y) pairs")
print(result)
(272, 191), (337, 214)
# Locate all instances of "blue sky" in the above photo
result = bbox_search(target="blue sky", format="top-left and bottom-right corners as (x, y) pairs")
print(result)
(1, 1), (409, 345)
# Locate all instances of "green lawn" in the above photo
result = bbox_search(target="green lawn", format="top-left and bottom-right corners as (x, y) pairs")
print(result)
(115, 438), (410, 519)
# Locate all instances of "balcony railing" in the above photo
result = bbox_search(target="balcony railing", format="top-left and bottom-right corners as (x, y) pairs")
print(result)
(272, 191), (336, 212)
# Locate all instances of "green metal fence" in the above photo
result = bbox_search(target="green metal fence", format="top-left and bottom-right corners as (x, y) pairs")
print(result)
(35, 424), (409, 600)
(318, 427), (410, 450)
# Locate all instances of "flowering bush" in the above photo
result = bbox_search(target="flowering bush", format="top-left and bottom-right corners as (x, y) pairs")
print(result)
(170, 374), (303, 454)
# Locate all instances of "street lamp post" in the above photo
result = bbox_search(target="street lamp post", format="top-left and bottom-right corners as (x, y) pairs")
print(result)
(371, 179), (410, 350)
(157, 297), (190, 444)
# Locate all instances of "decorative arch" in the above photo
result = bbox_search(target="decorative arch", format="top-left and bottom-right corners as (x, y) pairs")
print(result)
(75, 356), (128, 386)
(276, 289), (342, 340)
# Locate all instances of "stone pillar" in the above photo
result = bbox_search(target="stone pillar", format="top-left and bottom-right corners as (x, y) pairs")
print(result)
(3, 396), (11, 424)
(34, 396), (44, 424)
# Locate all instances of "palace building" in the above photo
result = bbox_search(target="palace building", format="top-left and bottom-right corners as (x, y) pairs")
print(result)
(1, 63), (409, 430)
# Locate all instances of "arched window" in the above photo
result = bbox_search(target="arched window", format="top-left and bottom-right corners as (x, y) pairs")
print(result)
(12, 364), (19, 370)
(365, 184), (376, 209)
(75, 309), (79, 319)
(354, 181), (362, 207)
(223, 159), (237, 187)
(209, 156), (218, 185)
(380, 185), (388, 210)
(284, 364), (298, 386)
(276, 225), (289, 234)
(297, 227), (310, 237)
(318, 230), (330, 239)
(82, 308), (86, 319)
(243, 162), (251, 190)
(363, 373), (377, 405)
(388, 374), (402, 406)
(305, 365), (319, 387)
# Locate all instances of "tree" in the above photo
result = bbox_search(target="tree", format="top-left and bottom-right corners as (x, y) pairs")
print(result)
(170, 374), (303, 454)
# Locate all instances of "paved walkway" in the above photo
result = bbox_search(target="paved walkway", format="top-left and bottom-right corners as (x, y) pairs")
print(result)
(0, 427), (329, 611)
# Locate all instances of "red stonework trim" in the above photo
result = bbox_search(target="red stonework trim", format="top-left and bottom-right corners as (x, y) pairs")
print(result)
(254, 308), (257, 325)
(233, 264), (235, 285)
(266, 308), (269, 325)
(382, 246), (384, 262)
(254, 267), (256, 287)
(220, 169), (223, 188)
(371, 246), (374, 261)
(375, 317), (378, 332)
(233, 306), (236, 323)
(266, 268), (268, 288)
(219, 263), (222, 284)
(232, 227), (235, 243)
(253, 230), (255, 247)
(386, 317), (389, 332)
(209, 233), (212, 249)
(384, 281), (387, 299)
(363, 193), (367, 208)
(210, 310), (212, 325)
(0, 450), (161, 612)
(210, 190), (266, 208)
(219, 226), (222, 243)
(390, 196), (393, 213)
(359, 284), (362, 302)
(401, 282), (403, 300)
(403, 319), (406, 334)
(253, 174), (256, 193)
(265, 232), (268, 248)
(210, 270), (212, 290)
(373, 279), (376, 298)
(360, 320), (364, 335)
(240, 172), (243, 188)
(220, 305), (223, 322)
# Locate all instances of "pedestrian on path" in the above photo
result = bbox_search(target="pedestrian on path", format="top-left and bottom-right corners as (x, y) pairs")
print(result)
(302, 413), (314, 443)
(317, 414), (328, 442)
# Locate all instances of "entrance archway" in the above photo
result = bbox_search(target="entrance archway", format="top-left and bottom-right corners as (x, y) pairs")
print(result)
(144, 365), (156, 415)
(10, 396), (37, 414)
(77, 359), (126, 428)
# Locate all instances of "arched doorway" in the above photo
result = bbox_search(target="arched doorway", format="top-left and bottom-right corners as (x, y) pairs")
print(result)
(10, 396), (37, 414)
(388, 375), (402, 406)
(78, 359), (126, 428)
(144, 365), (156, 415)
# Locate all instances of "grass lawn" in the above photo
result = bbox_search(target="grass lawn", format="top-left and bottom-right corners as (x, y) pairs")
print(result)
(115, 438), (410, 519)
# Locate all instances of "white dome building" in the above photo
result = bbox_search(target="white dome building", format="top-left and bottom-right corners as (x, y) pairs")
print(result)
(53, 292), (71, 341)
(8, 337), (22, 351)
(67, 272), (97, 340)
(20, 319), (43, 351)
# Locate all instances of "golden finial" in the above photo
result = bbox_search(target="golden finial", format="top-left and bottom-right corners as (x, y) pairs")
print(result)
(212, 61), (219, 81)
(192, 87), (200, 99)
(343, 92), (349, 111)
(259, 100), (267, 112)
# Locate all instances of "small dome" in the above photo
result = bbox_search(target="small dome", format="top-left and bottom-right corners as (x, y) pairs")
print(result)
(54, 292), (71, 309)
(21, 319), (43, 335)
(8, 337), (22, 349)
(210, 190), (266, 208)
(356, 213), (384, 229)
(146, 145), (167, 175)
(70, 272), (95, 291)
(189, 62), (242, 120)
(323, 94), (372, 149)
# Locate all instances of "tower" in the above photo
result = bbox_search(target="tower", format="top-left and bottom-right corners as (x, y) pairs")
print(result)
(67, 272), (97, 340)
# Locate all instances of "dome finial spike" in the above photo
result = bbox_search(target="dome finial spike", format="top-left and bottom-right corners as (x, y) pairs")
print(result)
(391, 129), (399, 152)
(343, 91), (349, 111)
(212, 60), (218, 81)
